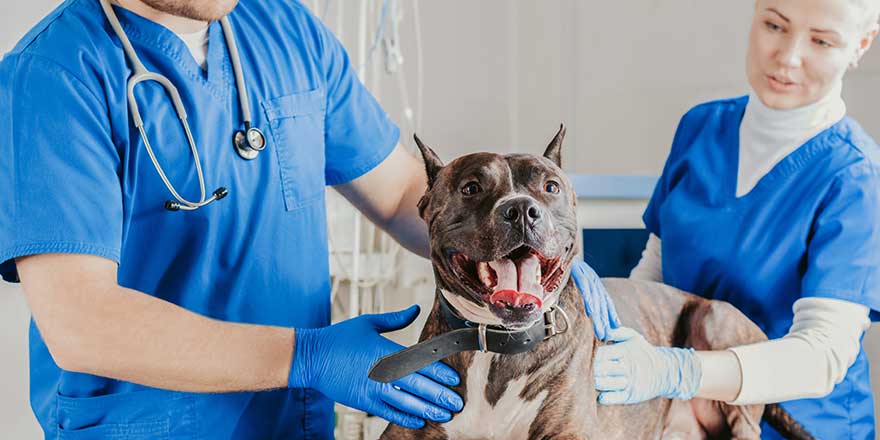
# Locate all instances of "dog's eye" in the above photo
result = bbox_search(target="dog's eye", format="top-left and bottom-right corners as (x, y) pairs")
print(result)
(461, 181), (482, 196)
(545, 181), (560, 194)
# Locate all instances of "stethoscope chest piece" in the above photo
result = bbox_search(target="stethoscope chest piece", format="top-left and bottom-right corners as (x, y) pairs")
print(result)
(233, 126), (266, 160)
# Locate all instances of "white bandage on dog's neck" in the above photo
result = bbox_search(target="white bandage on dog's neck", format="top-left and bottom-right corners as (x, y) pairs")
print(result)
(439, 289), (561, 327)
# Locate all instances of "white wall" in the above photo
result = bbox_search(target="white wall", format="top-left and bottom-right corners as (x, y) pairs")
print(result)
(4, 1), (880, 439)
(0, 288), (39, 438)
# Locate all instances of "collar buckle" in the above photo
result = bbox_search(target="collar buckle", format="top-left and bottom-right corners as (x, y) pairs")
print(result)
(544, 306), (571, 339)
(477, 324), (489, 353)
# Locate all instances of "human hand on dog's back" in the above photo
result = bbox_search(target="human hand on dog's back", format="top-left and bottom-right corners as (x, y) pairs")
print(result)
(571, 260), (621, 340)
(593, 327), (702, 405)
(288, 305), (463, 428)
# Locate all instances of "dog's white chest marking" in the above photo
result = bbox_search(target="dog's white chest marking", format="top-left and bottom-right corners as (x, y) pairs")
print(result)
(443, 352), (548, 440)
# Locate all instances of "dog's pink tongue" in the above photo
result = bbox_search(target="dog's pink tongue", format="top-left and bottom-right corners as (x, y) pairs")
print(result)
(518, 255), (542, 296)
(488, 259), (517, 291)
(487, 257), (542, 308)
(489, 289), (542, 308)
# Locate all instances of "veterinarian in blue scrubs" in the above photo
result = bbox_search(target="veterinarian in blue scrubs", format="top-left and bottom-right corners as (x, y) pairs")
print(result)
(0, 0), (618, 438)
(593, 0), (880, 438)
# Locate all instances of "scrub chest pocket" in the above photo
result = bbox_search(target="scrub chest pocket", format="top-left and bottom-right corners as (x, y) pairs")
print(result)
(262, 88), (327, 212)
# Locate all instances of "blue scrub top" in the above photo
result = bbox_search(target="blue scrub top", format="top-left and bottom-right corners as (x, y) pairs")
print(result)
(0, 0), (399, 438)
(645, 96), (880, 439)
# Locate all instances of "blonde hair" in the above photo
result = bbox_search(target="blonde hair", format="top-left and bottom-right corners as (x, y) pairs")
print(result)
(851, 0), (880, 29)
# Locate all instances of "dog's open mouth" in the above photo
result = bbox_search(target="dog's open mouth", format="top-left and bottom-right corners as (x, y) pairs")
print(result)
(449, 245), (565, 311)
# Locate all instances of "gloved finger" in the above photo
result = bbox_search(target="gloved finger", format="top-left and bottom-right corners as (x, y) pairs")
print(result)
(592, 279), (610, 340)
(572, 262), (590, 302)
(593, 277), (622, 330)
(594, 375), (628, 392)
(573, 261), (597, 316)
(575, 267), (606, 340)
(368, 401), (426, 430)
(604, 326), (640, 343)
(416, 361), (461, 387)
(597, 390), (632, 406)
(381, 385), (453, 423)
(393, 372), (463, 412)
(592, 357), (626, 377)
(606, 294), (622, 329)
(579, 260), (622, 331)
(594, 343), (632, 362)
(368, 305), (421, 333)
(571, 260), (587, 291)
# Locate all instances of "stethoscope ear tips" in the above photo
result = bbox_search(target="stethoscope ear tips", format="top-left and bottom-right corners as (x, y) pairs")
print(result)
(213, 187), (229, 200)
(165, 188), (228, 212)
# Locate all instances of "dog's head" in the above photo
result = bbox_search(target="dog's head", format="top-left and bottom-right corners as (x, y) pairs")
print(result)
(416, 126), (579, 330)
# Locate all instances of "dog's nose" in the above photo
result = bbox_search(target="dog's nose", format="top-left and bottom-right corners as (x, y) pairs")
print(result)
(501, 197), (542, 227)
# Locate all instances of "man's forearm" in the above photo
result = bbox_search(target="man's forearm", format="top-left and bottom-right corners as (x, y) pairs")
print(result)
(37, 283), (294, 393)
(334, 144), (432, 259)
(385, 173), (431, 258)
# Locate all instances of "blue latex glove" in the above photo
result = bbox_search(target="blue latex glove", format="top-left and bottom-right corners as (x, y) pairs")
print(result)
(571, 259), (621, 340)
(288, 305), (464, 429)
(593, 327), (702, 405)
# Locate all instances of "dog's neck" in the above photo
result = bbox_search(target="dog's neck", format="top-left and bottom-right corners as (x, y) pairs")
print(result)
(428, 280), (603, 437)
(431, 278), (593, 353)
(439, 289), (504, 326)
(438, 289), (563, 328)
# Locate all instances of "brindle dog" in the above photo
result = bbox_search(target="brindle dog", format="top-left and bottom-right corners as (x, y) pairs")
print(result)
(379, 126), (812, 440)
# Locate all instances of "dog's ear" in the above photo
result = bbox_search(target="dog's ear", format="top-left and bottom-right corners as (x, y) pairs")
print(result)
(543, 124), (565, 167)
(417, 195), (430, 219)
(414, 133), (444, 188)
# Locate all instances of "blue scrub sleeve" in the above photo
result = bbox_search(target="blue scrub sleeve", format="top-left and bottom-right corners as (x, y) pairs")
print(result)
(642, 108), (699, 238)
(801, 164), (880, 319)
(642, 167), (669, 238)
(314, 17), (400, 185)
(0, 54), (123, 283)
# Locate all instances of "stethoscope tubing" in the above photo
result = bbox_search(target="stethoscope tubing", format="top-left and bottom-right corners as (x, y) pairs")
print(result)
(98, 0), (256, 211)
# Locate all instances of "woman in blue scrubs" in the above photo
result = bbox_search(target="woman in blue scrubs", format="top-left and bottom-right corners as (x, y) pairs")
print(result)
(593, 0), (880, 438)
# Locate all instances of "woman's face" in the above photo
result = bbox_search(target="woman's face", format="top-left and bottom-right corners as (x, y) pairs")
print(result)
(747, 0), (878, 109)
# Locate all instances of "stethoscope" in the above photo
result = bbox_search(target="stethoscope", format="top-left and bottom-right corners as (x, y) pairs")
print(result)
(99, 0), (266, 211)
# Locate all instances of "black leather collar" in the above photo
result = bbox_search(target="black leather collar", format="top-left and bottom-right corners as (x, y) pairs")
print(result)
(368, 288), (570, 383)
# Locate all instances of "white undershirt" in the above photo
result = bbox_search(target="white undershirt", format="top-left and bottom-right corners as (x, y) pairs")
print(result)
(736, 83), (846, 197)
(631, 88), (868, 403)
(174, 25), (209, 70)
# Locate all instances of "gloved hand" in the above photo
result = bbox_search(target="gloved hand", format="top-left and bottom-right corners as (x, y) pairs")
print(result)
(288, 305), (463, 429)
(571, 259), (621, 340)
(593, 327), (702, 405)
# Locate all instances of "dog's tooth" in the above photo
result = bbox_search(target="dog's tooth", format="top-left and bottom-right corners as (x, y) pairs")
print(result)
(477, 262), (492, 287)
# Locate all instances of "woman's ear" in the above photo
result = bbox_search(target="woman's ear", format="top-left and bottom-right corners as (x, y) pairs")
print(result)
(859, 23), (879, 57)
(850, 24), (878, 69)
(863, 22), (879, 49)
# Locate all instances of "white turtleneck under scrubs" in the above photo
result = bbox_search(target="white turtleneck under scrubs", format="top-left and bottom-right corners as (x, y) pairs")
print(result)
(630, 87), (872, 405)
